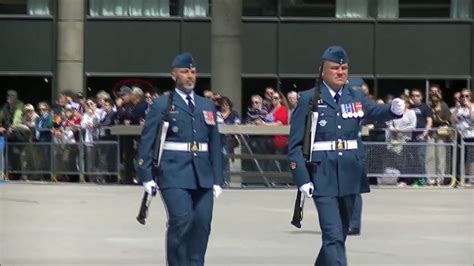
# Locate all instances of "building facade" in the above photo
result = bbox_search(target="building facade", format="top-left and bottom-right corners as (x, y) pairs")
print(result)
(0, 0), (473, 112)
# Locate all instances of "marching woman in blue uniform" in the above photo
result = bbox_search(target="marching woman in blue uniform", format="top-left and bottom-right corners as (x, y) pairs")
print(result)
(288, 46), (405, 265)
(137, 53), (223, 266)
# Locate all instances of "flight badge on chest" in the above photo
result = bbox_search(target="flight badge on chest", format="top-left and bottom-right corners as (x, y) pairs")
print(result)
(318, 119), (327, 127)
(203, 111), (216, 125)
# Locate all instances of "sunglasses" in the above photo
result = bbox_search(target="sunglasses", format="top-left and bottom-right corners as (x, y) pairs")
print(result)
(460, 94), (470, 98)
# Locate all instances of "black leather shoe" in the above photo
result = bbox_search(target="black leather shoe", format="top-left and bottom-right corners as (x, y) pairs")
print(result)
(347, 228), (360, 236)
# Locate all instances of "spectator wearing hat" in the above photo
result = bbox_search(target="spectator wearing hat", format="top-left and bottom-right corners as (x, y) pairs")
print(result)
(137, 52), (223, 266)
(115, 85), (136, 184)
(116, 85), (133, 124)
(288, 45), (405, 265)
(70, 92), (86, 113)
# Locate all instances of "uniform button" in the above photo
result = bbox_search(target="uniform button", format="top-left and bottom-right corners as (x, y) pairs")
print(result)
(193, 129), (196, 133)
(192, 118), (195, 121)
(338, 152), (343, 156)
(193, 153), (197, 156)
(337, 125), (342, 129)
(336, 112), (340, 116)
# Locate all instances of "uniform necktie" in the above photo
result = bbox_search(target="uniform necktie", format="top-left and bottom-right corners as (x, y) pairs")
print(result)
(334, 93), (340, 104)
(186, 95), (195, 112)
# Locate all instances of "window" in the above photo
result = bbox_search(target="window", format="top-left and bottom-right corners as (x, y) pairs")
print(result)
(242, 0), (277, 16)
(399, 0), (451, 18)
(451, 0), (472, 19)
(88, 0), (210, 17)
(280, 0), (336, 17)
(0, 76), (52, 106)
(335, 0), (372, 18)
(0, 0), (51, 15)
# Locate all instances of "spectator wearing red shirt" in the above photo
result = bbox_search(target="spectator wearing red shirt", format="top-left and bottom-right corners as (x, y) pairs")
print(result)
(255, 90), (289, 171)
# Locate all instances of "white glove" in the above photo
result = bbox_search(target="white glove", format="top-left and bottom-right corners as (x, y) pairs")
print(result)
(213, 185), (223, 199)
(390, 98), (405, 116)
(143, 180), (158, 195)
(299, 182), (314, 198)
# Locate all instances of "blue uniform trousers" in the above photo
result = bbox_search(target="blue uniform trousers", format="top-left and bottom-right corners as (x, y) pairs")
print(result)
(349, 194), (362, 230)
(314, 195), (356, 266)
(160, 188), (214, 266)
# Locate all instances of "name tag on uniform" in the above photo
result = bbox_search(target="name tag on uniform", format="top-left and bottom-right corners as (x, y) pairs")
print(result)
(317, 104), (328, 108)
(203, 111), (216, 125)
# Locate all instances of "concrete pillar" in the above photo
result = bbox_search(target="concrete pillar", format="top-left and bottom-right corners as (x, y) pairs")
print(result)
(211, 0), (242, 114)
(56, 0), (84, 95)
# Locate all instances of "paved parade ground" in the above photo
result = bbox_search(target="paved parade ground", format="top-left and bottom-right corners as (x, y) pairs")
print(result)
(0, 183), (473, 266)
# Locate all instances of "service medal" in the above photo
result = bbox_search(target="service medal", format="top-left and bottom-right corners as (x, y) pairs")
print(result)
(347, 104), (353, 118)
(203, 111), (216, 125)
(341, 104), (348, 119)
(352, 103), (359, 118)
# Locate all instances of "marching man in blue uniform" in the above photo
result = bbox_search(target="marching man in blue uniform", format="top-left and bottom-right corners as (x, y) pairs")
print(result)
(288, 46), (405, 265)
(137, 52), (223, 266)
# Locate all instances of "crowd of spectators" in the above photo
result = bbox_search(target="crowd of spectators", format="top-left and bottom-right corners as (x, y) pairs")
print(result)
(0, 83), (472, 186)
(364, 85), (474, 187)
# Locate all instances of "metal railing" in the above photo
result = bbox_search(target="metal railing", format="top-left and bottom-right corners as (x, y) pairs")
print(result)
(219, 125), (470, 187)
(460, 138), (474, 185)
(3, 139), (120, 183)
(1, 125), (471, 187)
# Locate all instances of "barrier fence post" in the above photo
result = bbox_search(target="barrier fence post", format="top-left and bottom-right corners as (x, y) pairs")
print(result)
(0, 136), (5, 182)
(116, 139), (121, 184)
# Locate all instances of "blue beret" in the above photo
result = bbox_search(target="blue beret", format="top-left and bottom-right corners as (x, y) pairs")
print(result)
(171, 52), (196, 69)
(321, 46), (348, 64)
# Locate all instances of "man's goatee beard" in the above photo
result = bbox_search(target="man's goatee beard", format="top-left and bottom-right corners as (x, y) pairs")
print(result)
(180, 85), (194, 94)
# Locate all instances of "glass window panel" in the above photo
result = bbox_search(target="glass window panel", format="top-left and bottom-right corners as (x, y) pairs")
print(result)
(451, 0), (472, 19)
(88, 0), (179, 17)
(242, 0), (277, 16)
(0, 0), (51, 15)
(281, 0), (336, 17)
(399, 0), (451, 18)
(183, 0), (210, 17)
(377, 0), (399, 18)
(336, 0), (370, 18)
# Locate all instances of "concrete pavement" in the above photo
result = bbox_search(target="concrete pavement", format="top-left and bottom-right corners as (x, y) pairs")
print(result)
(0, 183), (473, 265)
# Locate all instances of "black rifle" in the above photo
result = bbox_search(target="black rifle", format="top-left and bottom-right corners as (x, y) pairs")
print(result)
(137, 91), (175, 225)
(291, 65), (323, 228)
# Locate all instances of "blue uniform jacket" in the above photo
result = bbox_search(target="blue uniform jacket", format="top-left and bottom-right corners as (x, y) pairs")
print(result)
(288, 84), (399, 196)
(137, 92), (223, 189)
